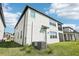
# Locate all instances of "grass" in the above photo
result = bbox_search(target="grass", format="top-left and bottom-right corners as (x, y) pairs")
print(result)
(0, 41), (25, 56)
(1, 41), (79, 55)
(48, 41), (79, 56)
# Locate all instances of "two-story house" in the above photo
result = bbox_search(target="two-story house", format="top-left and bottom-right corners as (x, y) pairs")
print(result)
(14, 5), (63, 49)
(63, 27), (79, 41)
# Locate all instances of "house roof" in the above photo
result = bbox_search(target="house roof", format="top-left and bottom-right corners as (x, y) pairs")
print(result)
(63, 27), (78, 33)
(63, 27), (74, 30)
(64, 32), (79, 34)
(15, 5), (63, 28)
(0, 4), (6, 27)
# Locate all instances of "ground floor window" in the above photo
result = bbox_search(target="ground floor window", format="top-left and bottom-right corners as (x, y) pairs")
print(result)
(49, 31), (57, 39)
(17, 32), (19, 39)
(20, 31), (22, 39)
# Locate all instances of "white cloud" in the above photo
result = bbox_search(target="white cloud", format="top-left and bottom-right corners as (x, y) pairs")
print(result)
(2, 3), (12, 12)
(63, 24), (79, 32)
(2, 3), (21, 27)
(63, 24), (76, 29)
(46, 3), (79, 19)
(4, 11), (21, 27)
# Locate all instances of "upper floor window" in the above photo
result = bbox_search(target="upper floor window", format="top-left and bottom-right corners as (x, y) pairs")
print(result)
(58, 24), (62, 31)
(49, 22), (56, 27)
(30, 10), (35, 18)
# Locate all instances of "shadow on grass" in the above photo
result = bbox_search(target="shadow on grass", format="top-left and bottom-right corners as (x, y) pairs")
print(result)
(0, 41), (22, 48)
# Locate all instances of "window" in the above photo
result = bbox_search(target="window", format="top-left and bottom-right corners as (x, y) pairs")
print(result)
(30, 10), (35, 18)
(49, 22), (56, 27)
(50, 35), (53, 38)
(17, 32), (19, 39)
(49, 31), (57, 39)
(20, 31), (22, 39)
(58, 24), (62, 31)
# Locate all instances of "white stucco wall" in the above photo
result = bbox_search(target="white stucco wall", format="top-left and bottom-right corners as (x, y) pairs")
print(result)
(14, 14), (24, 45)
(23, 10), (29, 45)
(26, 8), (61, 44)
(47, 20), (60, 44)
(0, 16), (5, 40)
(14, 9), (29, 45)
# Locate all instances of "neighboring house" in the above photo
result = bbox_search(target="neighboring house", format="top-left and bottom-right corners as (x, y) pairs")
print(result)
(63, 27), (79, 41)
(14, 6), (63, 49)
(0, 4), (6, 41)
(4, 32), (14, 41)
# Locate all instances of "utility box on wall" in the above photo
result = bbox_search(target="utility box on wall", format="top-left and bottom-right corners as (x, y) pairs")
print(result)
(32, 42), (46, 50)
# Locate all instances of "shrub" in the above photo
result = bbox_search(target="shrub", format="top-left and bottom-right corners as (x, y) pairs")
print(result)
(26, 48), (31, 53)
(21, 45), (35, 53)
(26, 45), (33, 53)
(21, 46), (26, 51)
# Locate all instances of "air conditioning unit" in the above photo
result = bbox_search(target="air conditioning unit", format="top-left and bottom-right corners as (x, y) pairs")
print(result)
(32, 42), (46, 50)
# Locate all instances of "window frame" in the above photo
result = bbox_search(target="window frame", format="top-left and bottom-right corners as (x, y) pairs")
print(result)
(49, 22), (56, 27)
(30, 10), (35, 18)
(20, 31), (22, 39)
(49, 31), (57, 39)
(17, 32), (19, 39)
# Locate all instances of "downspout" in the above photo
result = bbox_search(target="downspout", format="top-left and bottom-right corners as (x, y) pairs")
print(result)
(45, 30), (47, 48)
(22, 12), (26, 45)
(31, 22), (33, 44)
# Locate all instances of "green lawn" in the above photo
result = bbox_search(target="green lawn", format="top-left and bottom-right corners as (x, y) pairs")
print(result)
(48, 41), (79, 56)
(0, 41), (79, 56)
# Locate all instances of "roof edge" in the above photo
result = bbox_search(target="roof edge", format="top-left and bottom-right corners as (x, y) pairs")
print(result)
(15, 5), (63, 28)
(63, 26), (78, 32)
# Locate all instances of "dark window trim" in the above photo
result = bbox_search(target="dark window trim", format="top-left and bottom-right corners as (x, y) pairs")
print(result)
(50, 31), (57, 39)
(49, 22), (56, 27)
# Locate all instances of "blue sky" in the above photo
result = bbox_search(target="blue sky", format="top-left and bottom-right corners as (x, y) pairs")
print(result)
(2, 3), (79, 33)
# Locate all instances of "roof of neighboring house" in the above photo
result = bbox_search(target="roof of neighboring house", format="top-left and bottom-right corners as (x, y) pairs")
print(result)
(63, 27), (74, 30)
(15, 5), (63, 28)
(63, 27), (78, 32)
(0, 4), (6, 27)
(64, 32), (79, 34)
